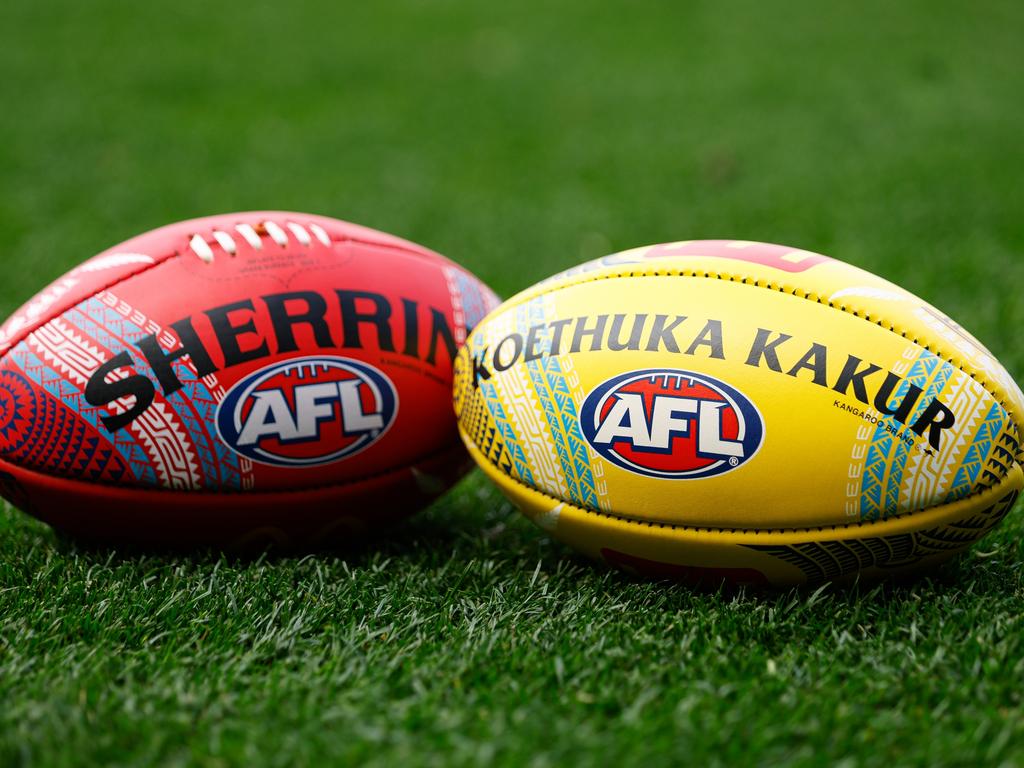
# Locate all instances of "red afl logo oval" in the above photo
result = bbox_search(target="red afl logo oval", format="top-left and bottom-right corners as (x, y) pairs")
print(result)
(580, 369), (764, 479)
(217, 356), (398, 467)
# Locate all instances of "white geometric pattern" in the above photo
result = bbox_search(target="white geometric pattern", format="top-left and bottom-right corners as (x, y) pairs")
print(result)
(485, 306), (566, 500)
(900, 369), (986, 511)
(26, 316), (203, 490)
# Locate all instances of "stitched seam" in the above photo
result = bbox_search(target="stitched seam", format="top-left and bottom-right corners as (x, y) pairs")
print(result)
(6, 441), (463, 495)
(470, 432), (1019, 535)
(0, 249), (181, 362)
(465, 265), (1024, 526)
(0, 226), (463, 492)
(497, 267), (1019, 423)
(327, 233), (461, 271)
(0, 227), (452, 361)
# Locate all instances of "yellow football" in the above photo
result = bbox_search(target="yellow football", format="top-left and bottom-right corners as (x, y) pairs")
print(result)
(453, 240), (1024, 587)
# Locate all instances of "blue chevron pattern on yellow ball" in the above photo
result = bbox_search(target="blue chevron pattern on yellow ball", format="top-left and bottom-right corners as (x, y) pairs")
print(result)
(947, 401), (1008, 502)
(860, 351), (951, 521)
(515, 299), (600, 510)
(470, 334), (535, 487)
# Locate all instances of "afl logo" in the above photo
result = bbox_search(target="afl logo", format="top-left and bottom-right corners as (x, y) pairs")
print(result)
(216, 356), (398, 467)
(580, 369), (763, 479)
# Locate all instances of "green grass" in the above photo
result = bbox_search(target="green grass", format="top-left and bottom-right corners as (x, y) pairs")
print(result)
(2, 0), (1024, 765)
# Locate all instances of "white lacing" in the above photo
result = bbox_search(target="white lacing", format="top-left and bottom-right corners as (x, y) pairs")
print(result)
(187, 219), (330, 263)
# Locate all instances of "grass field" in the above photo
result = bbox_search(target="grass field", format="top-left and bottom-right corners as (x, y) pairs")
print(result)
(2, 1), (1024, 765)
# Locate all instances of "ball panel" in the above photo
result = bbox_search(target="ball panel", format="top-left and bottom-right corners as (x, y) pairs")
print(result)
(456, 272), (1018, 529)
(0, 441), (470, 547)
(0, 212), (498, 541)
(456, 239), (1023, 581)
(498, 240), (1024, 438)
(465, 430), (1023, 586)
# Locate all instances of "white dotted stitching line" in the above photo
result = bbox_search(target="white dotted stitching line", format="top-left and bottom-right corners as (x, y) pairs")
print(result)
(466, 267), (1023, 532)
(187, 219), (331, 264)
(503, 267), (1019, 421)
(473, 437), (1019, 537)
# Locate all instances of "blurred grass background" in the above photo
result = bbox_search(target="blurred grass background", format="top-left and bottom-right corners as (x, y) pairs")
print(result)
(1, 1), (1023, 766)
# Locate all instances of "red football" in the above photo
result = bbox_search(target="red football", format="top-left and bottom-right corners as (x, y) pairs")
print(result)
(0, 212), (499, 546)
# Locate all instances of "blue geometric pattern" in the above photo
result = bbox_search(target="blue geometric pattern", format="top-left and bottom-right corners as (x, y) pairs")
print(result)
(472, 333), (535, 486)
(6, 296), (245, 489)
(452, 269), (494, 333)
(858, 350), (1010, 520)
(516, 298), (600, 510)
(7, 346), (158, 485)
(72, 298), (244, 489)
(859, 352), (950, 521)
(947, 401), (1007, 502)
(0, 368), (130, 483)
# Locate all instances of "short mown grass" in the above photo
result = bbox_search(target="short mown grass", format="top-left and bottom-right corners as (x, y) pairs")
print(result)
(1, 0), (1023, 765)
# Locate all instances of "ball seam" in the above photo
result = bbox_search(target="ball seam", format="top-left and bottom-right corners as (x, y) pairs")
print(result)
(0, 221), (470, 492)
(0, 220), (454, 363)
(1, 439), (464, 495)
(486, 266), (1018, 427)
(464, 429), (1019, 536)
(0, 252), (178, 363)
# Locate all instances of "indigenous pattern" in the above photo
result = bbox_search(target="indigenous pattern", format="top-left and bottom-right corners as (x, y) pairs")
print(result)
(853, 345), (1014, 522)
(0, 291), (253, 490)
(747, 489), (1019, 582)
